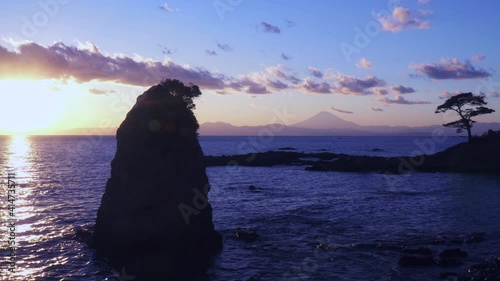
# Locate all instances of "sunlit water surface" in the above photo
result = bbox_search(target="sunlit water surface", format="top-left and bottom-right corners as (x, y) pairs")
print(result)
(0, 135), (498, 280)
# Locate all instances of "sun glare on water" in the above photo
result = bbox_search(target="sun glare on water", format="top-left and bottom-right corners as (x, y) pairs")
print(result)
(0, 80), (70, 135)
(0, 135), (50, 278)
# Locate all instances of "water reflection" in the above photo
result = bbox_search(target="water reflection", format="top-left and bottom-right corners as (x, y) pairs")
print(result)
(1, 135), (39, 279)
(6, 135), (33, 183)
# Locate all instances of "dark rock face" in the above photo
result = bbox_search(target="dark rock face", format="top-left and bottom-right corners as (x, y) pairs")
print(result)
(93, 83), (221, 278)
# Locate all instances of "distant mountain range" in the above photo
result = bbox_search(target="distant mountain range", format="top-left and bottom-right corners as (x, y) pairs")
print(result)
(13, 111), (499, 136)
(199, 111), (500, 136)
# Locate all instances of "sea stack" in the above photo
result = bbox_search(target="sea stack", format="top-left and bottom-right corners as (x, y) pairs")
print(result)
(93, 80), (222, 277)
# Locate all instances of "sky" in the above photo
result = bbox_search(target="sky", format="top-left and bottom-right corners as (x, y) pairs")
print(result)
(0, 0), (499, 134)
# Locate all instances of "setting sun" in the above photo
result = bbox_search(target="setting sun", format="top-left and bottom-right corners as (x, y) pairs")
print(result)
(0, 80), (70, 134)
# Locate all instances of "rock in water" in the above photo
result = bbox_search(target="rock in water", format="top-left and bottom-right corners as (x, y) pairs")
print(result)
(93, 80), (222, 278)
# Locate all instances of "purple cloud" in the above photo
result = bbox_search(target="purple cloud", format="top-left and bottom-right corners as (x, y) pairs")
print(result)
(372, 88), (389, 96)
(376, 96), (431, 105)
(331, 107), (353, 114)
(391, 84), (415, 94)
(0, 42), (227, 89)
(299, 78), (332, 94)
(230, 76), (270, 94)
(281, 53), (292, 61)
(206, 50), (217, 56)
(159, 45), (176, 55)
(370, 107), (384, 112)
(308, 66), (323, 78)
(259, 22), (281, 33)
(229, 71), (291, 94)
(285, 19), (296, 28)
(217, 43), (233, 52)
(266, 65), (301, 84)
(265, 78), (288, 90)
(336, 75), (386, 95)
(411, 58), (491, 80)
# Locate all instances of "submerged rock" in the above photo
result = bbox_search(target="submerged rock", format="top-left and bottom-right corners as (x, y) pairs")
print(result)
(93, 80), (222, 278)
(398, 247), (435, 267)
(439, 248), (468, 259)
(465, 232), (486, 244)
(438, 249), (466, 267)
(235, 230), (259, 242)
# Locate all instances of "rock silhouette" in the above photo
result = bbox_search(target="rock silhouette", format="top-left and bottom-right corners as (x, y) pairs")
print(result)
(93, 80), (221, 279)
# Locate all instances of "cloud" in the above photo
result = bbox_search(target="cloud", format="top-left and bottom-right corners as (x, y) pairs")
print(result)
(391, 84), (415, 94)
(217, 43), (233, 52)
(372, 87), (389, 96)
(0, 42), (423, 101)
(439, 91), (461, 99)
(376, 95), (431, 105)
(376, 6), (431, 32)
(265, 78), (288, 90)
(336, 75), (386, 95)
(215, 90), (229, 95)
(411, 58), (491, 80)
(281, 53), (292, 61)
(245, 84), (269, 94)
(158, 45), (176, 55)
(298, 78), (332, 94)
(162, 49), (175, 55)
(159, 3), (175, 13)
(418, 0), (430, 4)
(266, 66), (387, 96)
(472, 54), (485, 61)
(266, 65), (300, 84)
(206, 50), (217, 56)
(234, 76), (270, 94)
(370, 107), (384, 112)
(331, 107), (353, 114)
(89, 88), (116, 95)
(490, 91), (500, 98)
(259, 22), (281, 33)
(285, 19), (296, 28)
(308, 66), (323, 78)
(356, 57), (372, 69)
(0, 41), (228, 89)
(228, 71), (289, 94)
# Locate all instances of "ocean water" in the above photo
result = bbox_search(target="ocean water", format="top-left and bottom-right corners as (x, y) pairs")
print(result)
(199, 135), (466, 157)
(0, 135), (499, 280)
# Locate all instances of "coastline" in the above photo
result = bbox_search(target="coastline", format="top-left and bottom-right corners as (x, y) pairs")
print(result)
(204, 135), (500, 174)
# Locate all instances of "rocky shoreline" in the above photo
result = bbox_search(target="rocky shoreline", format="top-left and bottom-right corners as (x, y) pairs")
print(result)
(204, 136), (500, 174)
